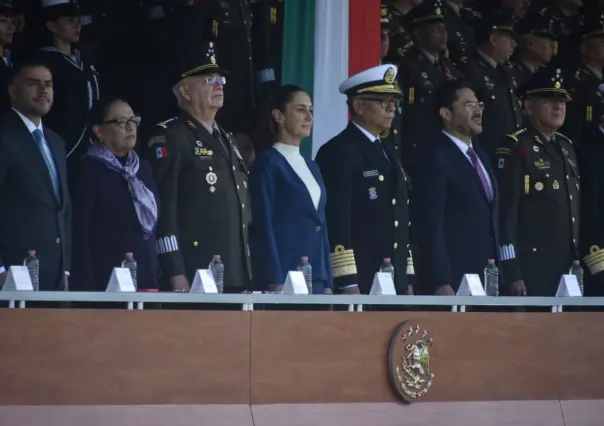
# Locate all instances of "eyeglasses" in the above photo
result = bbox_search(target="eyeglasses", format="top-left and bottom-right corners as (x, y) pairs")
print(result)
(204, 76), (226, 85)
(465, 101), (485, 111)
(103, 116), (142, 129)
(359, 97), (401, 109)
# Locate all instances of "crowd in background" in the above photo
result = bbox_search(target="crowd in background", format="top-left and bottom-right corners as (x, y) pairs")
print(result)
(1, 0), (604, 300)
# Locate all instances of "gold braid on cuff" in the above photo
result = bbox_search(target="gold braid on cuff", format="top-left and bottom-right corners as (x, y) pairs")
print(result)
(584, 245), (604, 275)
(331, 245), (357, 278)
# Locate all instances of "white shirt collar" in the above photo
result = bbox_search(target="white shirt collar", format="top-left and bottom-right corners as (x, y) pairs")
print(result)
(442, 130), (473, 154)
(352, 121), (380, 143)
(194, 116), (218, 134)
(599, 125), (604, 136)
(13, 108), (43, 133)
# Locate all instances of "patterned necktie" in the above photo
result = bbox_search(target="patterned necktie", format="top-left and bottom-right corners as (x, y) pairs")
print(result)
(32, 129), (60, 202)
(467, 146), (491, 201)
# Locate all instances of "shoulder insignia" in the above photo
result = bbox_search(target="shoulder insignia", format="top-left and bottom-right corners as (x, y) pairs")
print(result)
(584, 245), (604, 275)
(154, 117), (177, 129)
(505, 128), (526, 143)
(148, 135), (166, 147)
(555, 132), (572, 144)
(330, 245), (357, 279)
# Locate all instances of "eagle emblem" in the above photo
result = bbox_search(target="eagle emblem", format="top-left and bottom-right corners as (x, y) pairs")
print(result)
(388, 321), (435, 402)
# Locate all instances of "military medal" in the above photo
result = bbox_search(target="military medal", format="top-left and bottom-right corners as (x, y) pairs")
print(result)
(525, 175), (530, 194)
(553, 180), (560, 190)
(533, 145), (539, 152)
(206, 171), (218, 193)
(535, 182), (544, 191)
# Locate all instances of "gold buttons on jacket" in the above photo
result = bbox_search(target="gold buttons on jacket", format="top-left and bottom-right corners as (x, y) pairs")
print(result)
(316, 226), (321, 232)
(379, 175), (384, 181)
(392, 199), (396, 205)
(394, 242), (398, 249)
(394, 221), (399, 227)
(193, 241), (199, 247)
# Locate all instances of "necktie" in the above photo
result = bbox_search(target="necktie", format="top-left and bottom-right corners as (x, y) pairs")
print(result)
(212, 128), (229, 153)
(467, 147), (491, 202)
(33, 129), (60, 202)
(376, 139), (391, 163)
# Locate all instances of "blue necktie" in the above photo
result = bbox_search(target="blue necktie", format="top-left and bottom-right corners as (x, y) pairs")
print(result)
(32, 129), (60, 202)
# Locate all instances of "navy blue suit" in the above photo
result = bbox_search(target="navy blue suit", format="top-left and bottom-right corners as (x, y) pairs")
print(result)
(70, 156), (160, 291)
(412, 132), (499, 293)
(249, 147), (333, 293)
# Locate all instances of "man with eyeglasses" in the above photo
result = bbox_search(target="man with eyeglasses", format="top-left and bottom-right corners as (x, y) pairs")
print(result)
(145, 43), (251, 293)
(412, 79), (499, 295)
(315, 64), (415, 296)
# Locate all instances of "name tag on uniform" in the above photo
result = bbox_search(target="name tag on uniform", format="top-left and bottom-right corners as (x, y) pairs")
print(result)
(363, 170), (379, 178)
(534, 159), (551, 169)
(194, 147), (214, 159)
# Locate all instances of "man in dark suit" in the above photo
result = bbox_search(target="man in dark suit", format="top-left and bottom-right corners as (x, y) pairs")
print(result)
(0, 58), (71, 290)
(493, 67), (579, 297)
(315, 64), (414, 295)
(412, 79), (499, 295)
(145, 42), (251, 293)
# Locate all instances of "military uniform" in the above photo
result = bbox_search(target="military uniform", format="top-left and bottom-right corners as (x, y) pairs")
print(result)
(461, 13), (523, 156)
(511, 12), (557, 87)
(577, 122), (604, 296)
(315, 65), (414, 294)
(212, 0), (276, 134)
(494, 68), (580, 296)
(442, 0), (480, 65)
(381, 0), (415, 62)
(146, 43), (252, 292)
(561, 14), (604, 147)
(532, 1), (583, 65)
(397, 2), (462, 174)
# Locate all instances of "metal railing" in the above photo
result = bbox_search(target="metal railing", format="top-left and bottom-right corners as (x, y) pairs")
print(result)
(1, 292), (604, 312)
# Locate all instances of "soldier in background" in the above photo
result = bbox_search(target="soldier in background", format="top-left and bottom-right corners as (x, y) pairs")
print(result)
(532, 0), (584, 66)
(381, 0), (423, 63)
(213, 0), (276, 141)
(512, 12), (557, 86)
(494, 67), (579, 297)
(577, 83), (604, 297)
(396, 0), (461, 174)
(0, 1), (16, 113)
(145, 43), (251, 293)
(460, 10), (522, 156)
(561, 13), (604, 147)
(442, 0), (481, 65)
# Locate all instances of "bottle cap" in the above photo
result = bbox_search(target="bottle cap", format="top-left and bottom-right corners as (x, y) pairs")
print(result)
(28, 250), (36, 256)
(125, 252), (134, 258)
(573, 260), (580, 265)
(301, 256), (309, 261)
(213, 254), (221, 261)
(488, 259), (495, 263)
(383, 257), (391, 263)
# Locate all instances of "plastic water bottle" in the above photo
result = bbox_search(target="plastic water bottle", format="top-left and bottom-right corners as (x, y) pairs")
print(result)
(209, 255), (225, 293)
(121, 252), (137, 289)
(484, 259), (499, 296)
(297, 256), (312, 294)
(379, 257), (395, 283)
(569, 260), (584, 296)
(24, 250), (40, 291)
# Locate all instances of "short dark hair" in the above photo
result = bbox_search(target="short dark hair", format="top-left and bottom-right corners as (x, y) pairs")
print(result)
(89, 95), (131, 127)
(8, 57), (52, 85)
(433, 79), (475, 117)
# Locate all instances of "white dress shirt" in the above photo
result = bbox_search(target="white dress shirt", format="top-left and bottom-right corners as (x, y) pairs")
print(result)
(274, 143), (321, 210)
(442, 130), (493, 198)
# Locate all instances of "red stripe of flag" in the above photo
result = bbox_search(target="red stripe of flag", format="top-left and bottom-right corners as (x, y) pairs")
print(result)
(348, 0), (381, 76)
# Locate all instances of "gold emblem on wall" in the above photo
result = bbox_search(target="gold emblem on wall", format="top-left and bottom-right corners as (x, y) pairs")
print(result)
(388, 321), (435, 403)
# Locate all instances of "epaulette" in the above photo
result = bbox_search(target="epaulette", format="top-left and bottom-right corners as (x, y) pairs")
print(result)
(154, 117), (178, 129)
(505, 128), (527, 143)
(555, 131), (572, 144)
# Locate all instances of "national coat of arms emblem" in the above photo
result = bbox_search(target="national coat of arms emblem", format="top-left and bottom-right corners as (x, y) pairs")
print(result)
(388, 321), (435, 403)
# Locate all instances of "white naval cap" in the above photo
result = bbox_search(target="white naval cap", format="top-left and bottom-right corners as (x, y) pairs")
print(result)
(42, 0), (72, 6)
(338, 64), (402, 98)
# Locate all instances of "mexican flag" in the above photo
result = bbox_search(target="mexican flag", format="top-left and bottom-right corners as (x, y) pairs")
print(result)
(281, 0), (381, 158)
